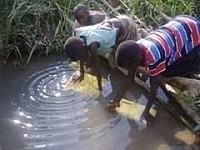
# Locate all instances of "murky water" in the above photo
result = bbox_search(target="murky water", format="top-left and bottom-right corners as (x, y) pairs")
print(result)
(0, 56), (199, 150)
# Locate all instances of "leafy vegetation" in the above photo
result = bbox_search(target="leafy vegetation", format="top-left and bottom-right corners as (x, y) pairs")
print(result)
(0, 0), (82, 65)
(0, 0), (196, 66)
(123, 0), (195, 27)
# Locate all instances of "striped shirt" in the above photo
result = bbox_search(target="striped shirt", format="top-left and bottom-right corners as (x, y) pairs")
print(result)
(137, 15), (200, 76)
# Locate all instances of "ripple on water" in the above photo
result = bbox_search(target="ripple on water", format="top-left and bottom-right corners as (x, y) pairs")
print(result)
(12, 61), (132, 150)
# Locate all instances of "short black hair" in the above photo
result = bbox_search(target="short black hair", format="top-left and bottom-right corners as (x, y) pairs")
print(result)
(64, 36), (84, 61)
(73, 3), (89, 15)
(115, 40), (143, 68)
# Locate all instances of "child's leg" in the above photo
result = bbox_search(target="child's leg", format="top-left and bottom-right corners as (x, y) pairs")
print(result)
(108, 49), (117, 69)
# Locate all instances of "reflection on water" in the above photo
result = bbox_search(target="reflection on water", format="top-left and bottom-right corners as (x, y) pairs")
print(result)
(12, 61), (132, 150)
(5, 59), (198, 150)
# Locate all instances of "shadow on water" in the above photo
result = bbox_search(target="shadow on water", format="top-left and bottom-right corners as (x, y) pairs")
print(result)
(0, 56), (199, 150)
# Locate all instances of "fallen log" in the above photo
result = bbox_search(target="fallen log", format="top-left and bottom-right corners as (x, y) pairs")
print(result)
(161, 77), (200, 97)
(79, 0), (200, 134)
(100, 56), (200, 134)
(160, 77), (200, 128)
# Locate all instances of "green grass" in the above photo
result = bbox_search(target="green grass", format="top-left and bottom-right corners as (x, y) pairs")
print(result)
(0, 0), (196, 66)
(0, 0), (83, 65)
(123, 0), (195, 26)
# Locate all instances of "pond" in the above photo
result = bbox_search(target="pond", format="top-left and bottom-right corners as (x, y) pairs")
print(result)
(0, 56), (198, 150)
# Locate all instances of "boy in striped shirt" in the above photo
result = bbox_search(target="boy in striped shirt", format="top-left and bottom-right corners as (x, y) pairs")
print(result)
(108, 15), (200, 122)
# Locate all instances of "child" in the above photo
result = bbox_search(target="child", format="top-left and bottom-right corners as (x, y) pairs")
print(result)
(73, 3), (107, 29)
(64, 15), (139, 91)
(108, 15), (200, 121)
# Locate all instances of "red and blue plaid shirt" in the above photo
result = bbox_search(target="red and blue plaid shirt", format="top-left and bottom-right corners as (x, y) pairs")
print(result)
(137, 15), (200, 76)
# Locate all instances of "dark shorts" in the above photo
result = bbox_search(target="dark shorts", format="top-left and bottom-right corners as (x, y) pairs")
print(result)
(161, 45), (200, 78)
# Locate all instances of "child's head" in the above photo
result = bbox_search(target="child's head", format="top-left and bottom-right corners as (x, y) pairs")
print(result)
(73, 4), (90, 26)
(64, 36), (85, 61)
(115, 40), (143, 70)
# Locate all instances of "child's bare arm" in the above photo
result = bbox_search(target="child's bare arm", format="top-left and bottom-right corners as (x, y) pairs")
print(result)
(141, 75), (160, 118)
(114, 69), (135, 101)
(70, 60), (85, 83)
(79, 59), (85, 81)
(108, 68), (136, 112)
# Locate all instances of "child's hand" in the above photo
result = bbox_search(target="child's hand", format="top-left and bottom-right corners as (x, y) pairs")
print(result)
(107, 100), (120, 113)
(70, 71), (84, 83)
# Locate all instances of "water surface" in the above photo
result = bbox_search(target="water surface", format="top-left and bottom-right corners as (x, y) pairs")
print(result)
(0, 56), (198, 150)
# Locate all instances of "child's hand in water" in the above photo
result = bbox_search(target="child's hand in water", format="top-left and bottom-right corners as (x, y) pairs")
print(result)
(70, 71), (84, 83)
(107, 100), (120, 113)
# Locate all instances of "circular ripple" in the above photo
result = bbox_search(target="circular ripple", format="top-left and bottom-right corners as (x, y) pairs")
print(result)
(12, 61), (125, 150)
